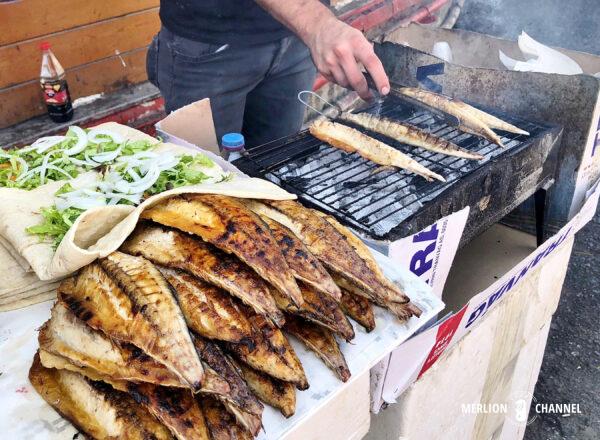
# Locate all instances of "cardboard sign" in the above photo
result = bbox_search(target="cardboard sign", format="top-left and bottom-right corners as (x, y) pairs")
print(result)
(375, 178), (600, 410)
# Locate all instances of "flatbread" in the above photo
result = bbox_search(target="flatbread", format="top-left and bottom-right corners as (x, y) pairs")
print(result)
(0, 235), (31, 272)
(0, 122), (296, 282)
(0, 289), (56, 312)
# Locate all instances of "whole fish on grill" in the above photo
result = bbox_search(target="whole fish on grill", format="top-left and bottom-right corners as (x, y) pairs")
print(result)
(29, 353), (172, 440)
(339, 289), (376, 332)
(260, 215), (341, 301)
(193, 337), (263, 436)
(121, 223), (284, 327)
(398, 87), (529, 147)
(237, 361), (296, 418)
(284, 315), (351, 382)
(339, 112), (484, 160)
(227, 311), (308, 390)
(58, 253), (204, 391)
(244, 200), (420, 321)
(128, 383), (211, 440)
(203, 396), (253, 440)
(159, 267), (253, 343)
(309, 119), (445, 182)
(141, 194), (303, 307)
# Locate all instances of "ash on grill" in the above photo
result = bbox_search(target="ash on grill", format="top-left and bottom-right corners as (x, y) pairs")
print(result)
(235, 93), (553, 241)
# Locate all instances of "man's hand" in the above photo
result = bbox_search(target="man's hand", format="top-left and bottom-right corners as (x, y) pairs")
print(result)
(305, 15), (389, 100)
(256, 0), (389, 100)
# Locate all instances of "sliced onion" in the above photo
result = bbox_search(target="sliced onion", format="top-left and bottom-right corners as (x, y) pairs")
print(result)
(11, 156), (29, 175)
(31, 136), (66, 153)
(87, 128), (124, 145)
(45, 164), (75, 180)
(63, 126), (88, 156)
(91, 146), (122, 163)
(114, 166), (160, 194)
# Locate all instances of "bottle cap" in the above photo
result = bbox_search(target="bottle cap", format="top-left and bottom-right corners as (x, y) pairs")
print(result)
(221, 133), (245, 151)
(40, 41), (51, 51)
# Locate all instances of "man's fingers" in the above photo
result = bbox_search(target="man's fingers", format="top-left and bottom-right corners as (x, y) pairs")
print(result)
(329, 64), (349, 88)
(337, 47), (371, 99)
(356, 43), (390, 95)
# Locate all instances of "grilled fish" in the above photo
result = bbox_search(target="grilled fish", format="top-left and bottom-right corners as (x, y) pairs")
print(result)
(141, 194), (303, 307)
(227, 311), (308, 390)
(340, 289), (376, 332)
(245, 200), (420, 320)
(58, 253), (204, 391)
(39, 303), (184, 388)
(284, 315), (351, 382)
(339, 112), (484, 160)
(29, 353), (172, 440)
(159, 267), (253, 343)
(237, 361), (296, 418)
(260, 215), (341, 301)
(193, 337), (263, 436)
(122, 223), (284, 327)
(128, 383), (210, 440)
(398, 87), (528, 147)
(310, 119), (445, 182)
(203, 396), (253, 440)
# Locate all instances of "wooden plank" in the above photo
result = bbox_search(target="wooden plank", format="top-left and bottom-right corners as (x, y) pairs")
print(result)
(0, 0), (159, 46)
(0, 48), (149, 129)
(0, 9), (160, 89)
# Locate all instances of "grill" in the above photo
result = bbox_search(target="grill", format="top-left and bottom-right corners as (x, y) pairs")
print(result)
(234, 92), (561, 242)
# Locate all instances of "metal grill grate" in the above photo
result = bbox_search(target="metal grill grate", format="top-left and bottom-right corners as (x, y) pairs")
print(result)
(235, 93), (552, 239)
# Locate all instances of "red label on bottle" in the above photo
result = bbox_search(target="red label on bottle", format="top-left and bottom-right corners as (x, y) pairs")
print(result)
(41, 80), (69, 105)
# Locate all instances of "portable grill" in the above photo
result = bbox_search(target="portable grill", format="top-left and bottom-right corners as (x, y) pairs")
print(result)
(234, 92), (561, 244)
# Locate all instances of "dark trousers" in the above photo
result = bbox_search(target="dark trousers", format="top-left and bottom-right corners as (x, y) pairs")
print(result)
(147, 27), (317, 148)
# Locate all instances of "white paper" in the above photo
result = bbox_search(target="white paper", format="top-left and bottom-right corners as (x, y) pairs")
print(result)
(0, 250), (443, 439)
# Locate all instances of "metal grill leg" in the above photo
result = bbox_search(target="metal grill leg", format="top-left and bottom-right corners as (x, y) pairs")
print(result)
(534, 188), (547, 247)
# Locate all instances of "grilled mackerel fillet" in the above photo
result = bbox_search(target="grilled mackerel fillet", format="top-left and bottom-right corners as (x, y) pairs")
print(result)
(340, 112), (484, 160)
(270, 283), (354, 341)
(260, 215), (341, 301)
(245, 199), (420, 320)
(284, 315), (351, 382)
(203, 396), (253, 440)
(58, 253), (204, 391)
(122, 223), (283, 327)
(141, 194), (303, 307)
(39, 303), (184, 387)
(194, 337), (263, 436)
(128, 383), (210, 440)
(340, 289), (376, 332)
(227, 312), (308, 390)
(310, 119), (445, 182)
(29, 353), (172, 440)
(237, 361), (296, 418)
(398, 87), (528, 147)
(159, 267), (253, 343)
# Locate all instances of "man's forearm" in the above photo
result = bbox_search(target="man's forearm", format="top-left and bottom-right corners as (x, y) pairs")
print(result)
(255, 0), (336, 44)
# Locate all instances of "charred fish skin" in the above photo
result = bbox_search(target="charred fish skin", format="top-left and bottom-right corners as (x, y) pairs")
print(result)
(237, 361), (296, 418)
(340, 111), (484, 160)
(39, 303), (185, 387)
(340, 289), (376, 332)
(140, 194), (304, 308)
(310, 119), (446, 182)
(29, 353), (172, 440)
(128, 382), (211, 440)
(122, 223), (284, 328)
(159, 266), (253, 343)
(202, 396), (254, 440)
(260, 215), (342, 301)
(284, 315), (351, 383)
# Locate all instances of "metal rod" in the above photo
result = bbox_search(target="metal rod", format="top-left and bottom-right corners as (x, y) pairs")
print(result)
(297, 90), (342, 118)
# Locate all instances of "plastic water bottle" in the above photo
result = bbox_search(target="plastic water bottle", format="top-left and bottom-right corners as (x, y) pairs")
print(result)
(222, 133), (245, 162)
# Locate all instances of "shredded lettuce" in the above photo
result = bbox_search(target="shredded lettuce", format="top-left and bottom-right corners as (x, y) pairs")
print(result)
(25, 206), (84, 249)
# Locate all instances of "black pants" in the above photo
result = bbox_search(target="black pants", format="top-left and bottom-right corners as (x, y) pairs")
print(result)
(147, 27), (317, 148)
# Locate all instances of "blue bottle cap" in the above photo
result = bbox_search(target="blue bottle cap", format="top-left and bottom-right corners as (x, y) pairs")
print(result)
(222, 133), (245, 151)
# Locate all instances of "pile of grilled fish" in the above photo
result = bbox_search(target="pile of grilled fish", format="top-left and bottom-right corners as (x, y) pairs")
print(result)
(310, 87), (529, 181)
(29, 195), (420, 439)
